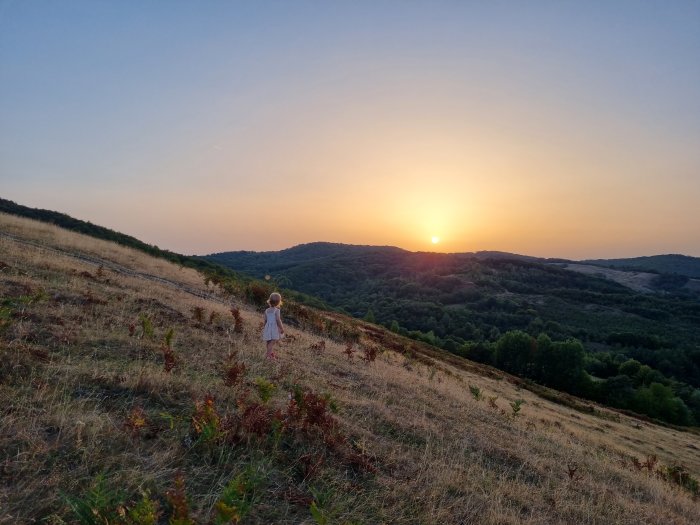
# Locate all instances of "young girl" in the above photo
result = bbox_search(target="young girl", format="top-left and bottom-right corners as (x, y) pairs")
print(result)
(262, 292), (285, 359)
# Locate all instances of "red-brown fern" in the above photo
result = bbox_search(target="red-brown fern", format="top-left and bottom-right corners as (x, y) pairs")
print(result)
(230, 307), (244, 333)
(124, 406), (147, 438)
(343, 343), (355, 360)
(165, 473), (191, 524)
(223, 360), (246, 388)
(162, 344), (177, 373)
(309, 340), (326, 354)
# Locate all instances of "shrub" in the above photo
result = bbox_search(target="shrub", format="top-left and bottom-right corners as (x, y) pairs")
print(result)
(469, 385), (483, 401)
(214, 465), (263, 524)
(191, 394), (222, 443)
(239, 401), (277, 437)
(254, 377), (277, 404)
(165, 473), (193, 525)
(230, 307), (244, 333)
(510, 399), (525, 417)
(191, 306), (205, 324)
(161, 328), (177, 373)
(361, 345), (379, 364)
(127, 491), (160, 525)
(124, 406), (148, 438)
(309, 340), (326, 354)
(286, 387), (340, 443)
(343, 343), (355, 360)
(163, 328), (175, 348)
(64, 474), (125, 525)
(224, 359), (246, 388)
(244, 282), (272, 307)
(665, 465), (699, 495)
(139, 314), (154, 339)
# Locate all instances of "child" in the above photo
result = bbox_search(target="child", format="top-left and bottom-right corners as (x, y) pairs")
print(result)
(262, 292), (285, 359)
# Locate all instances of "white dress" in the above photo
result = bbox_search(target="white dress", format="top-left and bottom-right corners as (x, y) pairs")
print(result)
(262, 307), (281, 341)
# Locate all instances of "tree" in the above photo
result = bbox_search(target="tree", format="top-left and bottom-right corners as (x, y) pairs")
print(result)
(534, 337), (586, 393)
(532, 333), (552, 382)
(632, 382), (691, 425)
(462, 341), (495, 365)
(495, 330), (535, 376)
(598, 375), (635, 408)
(619, 359), (642, 378)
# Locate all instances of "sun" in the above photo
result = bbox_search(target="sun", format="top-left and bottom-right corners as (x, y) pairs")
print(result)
(431, 236), (440, 244)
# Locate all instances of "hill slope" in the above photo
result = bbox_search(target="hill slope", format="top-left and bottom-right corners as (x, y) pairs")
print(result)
(583, 254), (700, 279)
(2, 212), (700, 523)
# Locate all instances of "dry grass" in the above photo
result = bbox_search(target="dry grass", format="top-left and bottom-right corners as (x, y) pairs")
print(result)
(1, 212), (699, 524)
(558, 263), (656, 293)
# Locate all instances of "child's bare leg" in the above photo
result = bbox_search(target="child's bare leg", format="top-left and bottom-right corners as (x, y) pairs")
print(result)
(266, 340), (277, 359)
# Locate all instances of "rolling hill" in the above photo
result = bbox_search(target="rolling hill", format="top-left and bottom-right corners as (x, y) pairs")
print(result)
(2, 211), (700, 523)
(583, 255), (700, 279)
(206, 243), (700, 427)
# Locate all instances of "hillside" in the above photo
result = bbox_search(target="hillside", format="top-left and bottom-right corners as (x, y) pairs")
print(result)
(0, 197), (244, 283)
(583, 255), (700, 279)
(2, 212), (700, 523)
(555, 263), (658, 294)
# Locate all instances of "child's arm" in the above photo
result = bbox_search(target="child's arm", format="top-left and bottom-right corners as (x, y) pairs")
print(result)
(275, 308), (285, 335)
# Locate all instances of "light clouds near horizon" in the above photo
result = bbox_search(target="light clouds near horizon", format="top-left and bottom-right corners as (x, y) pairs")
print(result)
(1, 1), (699, 258)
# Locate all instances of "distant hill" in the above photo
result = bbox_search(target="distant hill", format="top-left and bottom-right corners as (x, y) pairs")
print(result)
(208, 242), (548, 275)
(213, 241), (408, 270)
(583, 254), (700, 279)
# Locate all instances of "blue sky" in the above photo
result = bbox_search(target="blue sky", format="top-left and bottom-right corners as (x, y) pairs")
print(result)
(1, 1), (699, 257)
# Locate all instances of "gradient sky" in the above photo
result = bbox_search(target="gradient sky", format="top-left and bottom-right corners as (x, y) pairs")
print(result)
(1, 1), (699, 258)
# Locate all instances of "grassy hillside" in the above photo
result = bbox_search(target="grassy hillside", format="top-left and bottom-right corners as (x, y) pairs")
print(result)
(2, 213), (700, 524)
(0, 197), (245, 284)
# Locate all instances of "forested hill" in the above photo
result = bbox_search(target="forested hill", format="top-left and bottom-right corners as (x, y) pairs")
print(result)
(206, 243), (700, 426)
(584, 254), (700, 279)
(211, 242), (409, 270)
(208, 242), (544, 270)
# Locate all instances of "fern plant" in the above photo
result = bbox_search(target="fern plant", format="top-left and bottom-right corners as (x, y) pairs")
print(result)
(254, 377), (277, 404)
(469, 385), (483, 401)
(165, 473), (193, 525)
(127, 491), (160, 525)
(139, 314), (154, 339)
(510, 399), (525, 417)
(214, 465), (263, 524)
(64, 474), (124, 525)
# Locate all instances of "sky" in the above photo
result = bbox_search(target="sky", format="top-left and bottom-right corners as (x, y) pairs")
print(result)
(1, 1), (699, 259)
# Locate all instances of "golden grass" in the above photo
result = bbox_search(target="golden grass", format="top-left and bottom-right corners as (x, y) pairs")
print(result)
(1, 213), (699, 524)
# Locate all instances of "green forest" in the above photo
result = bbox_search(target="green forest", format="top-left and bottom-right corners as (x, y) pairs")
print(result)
(208, 243), (700, 426)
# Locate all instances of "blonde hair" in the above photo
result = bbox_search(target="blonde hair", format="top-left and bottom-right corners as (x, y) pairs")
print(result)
(267, 292), (282, 307)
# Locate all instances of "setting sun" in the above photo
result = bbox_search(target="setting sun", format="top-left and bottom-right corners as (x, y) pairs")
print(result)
(431, 236), (440, 244)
